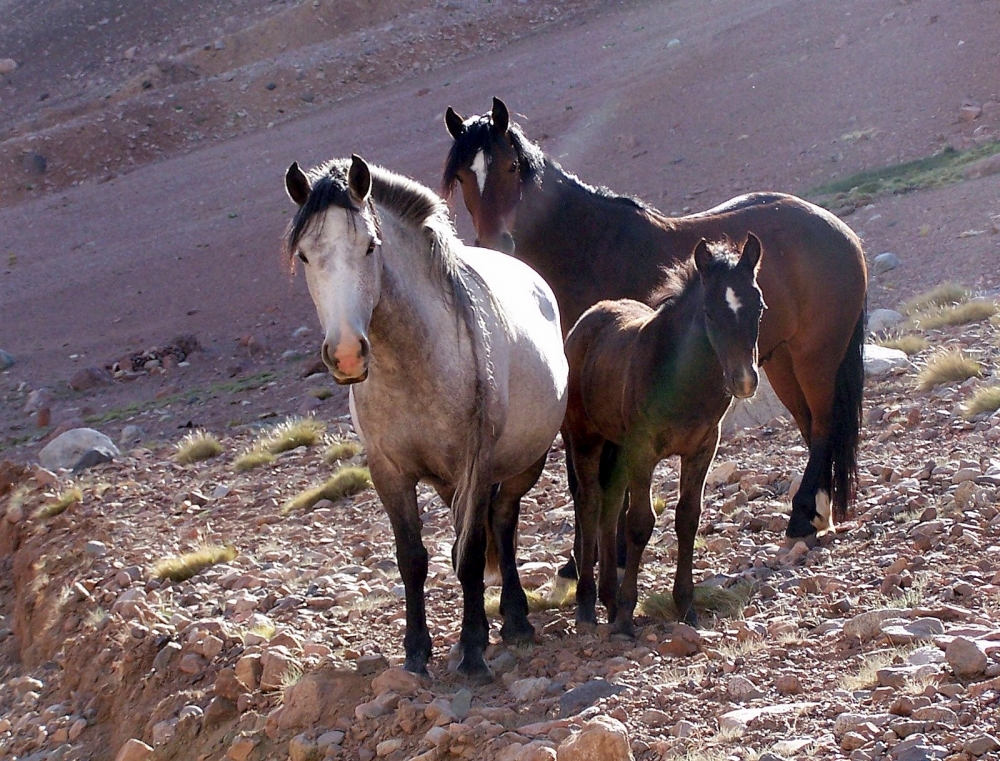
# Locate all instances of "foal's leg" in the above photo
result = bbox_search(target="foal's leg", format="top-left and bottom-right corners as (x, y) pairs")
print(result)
(567, 434), (606, 627)
(611, 453), (657, 639)
(596, 448), (628, 622)
(672, 432), (719, 627)
(490, 451), (548, 645)
(369, 458), (431, 674)
(556, 434), (581, 583)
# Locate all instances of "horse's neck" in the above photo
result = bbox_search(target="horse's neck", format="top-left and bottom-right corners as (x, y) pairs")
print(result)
(642, 283), (715, 385)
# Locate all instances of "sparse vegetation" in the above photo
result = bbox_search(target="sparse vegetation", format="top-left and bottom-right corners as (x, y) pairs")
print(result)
(912, 300), (998, 330)
(324, 438), (364, 465)
(281, 466), (373, 514)
(260, 416), (326, 454)
(808, 141), (1000, 209)
(35, 487), (83, 520)
(174, 430), (224, 464)
(233, 448), (276, 473)
(308, 386), (335, 400)
(901, 282), (969, 316)
(878, 333), (928, 355)
(915, 349), (982, 391)
(839, 644), (919, 691)
(485, 586), (576, 618)
(964, 386), (1000, 418)
(152, 544), (238, 582)
(641, 581), (753, 622)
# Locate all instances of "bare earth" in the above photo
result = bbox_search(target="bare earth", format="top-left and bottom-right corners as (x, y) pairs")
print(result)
(2, 0), (1000, 760)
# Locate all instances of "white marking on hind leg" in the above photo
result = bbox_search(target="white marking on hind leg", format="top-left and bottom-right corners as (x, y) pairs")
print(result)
(725, 287), (742, 316)
(471, 150), (488, 194)
(811, 489), (834, 534)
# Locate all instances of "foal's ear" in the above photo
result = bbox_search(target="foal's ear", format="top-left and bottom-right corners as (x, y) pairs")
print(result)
(445, 106), (465, 139)
(490, 96), (510, 135)
(739, 233), (763, 273)
(348, 154), (373, 205)
(285, 162), (311, 207)
(693, 238), (713, 275)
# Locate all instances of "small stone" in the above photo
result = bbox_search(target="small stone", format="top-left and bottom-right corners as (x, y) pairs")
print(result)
(317, 730), (345, 749)
(371, 667), (423, 697)
(727, 674), (763, 700)
(235, 653), (263, 689)
(509, 677), (552, 703)
(0, 349), (14, 370)
(451, 687), (472, 719)
(376, 738), (404, 756)
(0, 59), (17, 75)
(882, 618), (945, 645)
(864, 345), (910, 377)
(946, 637), (988, 679)
(657, 623), (702, 656)
(356, 652), (389, 676)
(69, 718), (87, 741)
(775, 674), (802, 695)
(288, 733), (318, 761)
(215, 668), (249, 701)
(556, 716), (632, 761)
(559, 679), (626, 717)
(868, 308), (904, 334)
(963, 734), (1000, 756)
(114, 739), (153, 761)
(69, 366), (113, 391)
(641, 709), (671, 728)
(871, 252), (901, 275)
(260, 646), (299, 691)
(911, 706), (958, 726)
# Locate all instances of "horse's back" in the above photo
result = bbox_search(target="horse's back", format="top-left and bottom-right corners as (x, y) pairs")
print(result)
(458, 245), (568, 474)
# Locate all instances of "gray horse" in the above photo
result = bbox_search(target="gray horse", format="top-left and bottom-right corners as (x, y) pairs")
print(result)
(284, 155), (568, 680)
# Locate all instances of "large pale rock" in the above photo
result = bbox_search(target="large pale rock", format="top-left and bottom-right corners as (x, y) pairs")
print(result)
(722, 372), (789, 433)
(720, 703), (819, 736)
(259, 646), (299, 692)
(39, 428), (120, 471)
(864, 344), (910, 377)
(115, 739), (153, 761)
(882, 617), (945, 645)
(556, 716), (632, 761)
(946, 636), (988, 679)
(371, 666), (424, 697)
(868, 308), (904, 334)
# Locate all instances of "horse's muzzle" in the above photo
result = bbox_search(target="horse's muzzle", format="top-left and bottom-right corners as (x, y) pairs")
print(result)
(727, 368), (759, 399)
(475, 231), (516, 255)
(323, 335), (370, 384)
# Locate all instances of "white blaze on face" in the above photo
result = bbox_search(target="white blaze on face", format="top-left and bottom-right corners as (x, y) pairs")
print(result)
(471, 150), (488, 194)
(725, 286), (742, 316)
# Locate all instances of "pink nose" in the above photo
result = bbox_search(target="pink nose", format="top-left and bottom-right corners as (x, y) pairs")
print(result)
(322, 335), (370, 379)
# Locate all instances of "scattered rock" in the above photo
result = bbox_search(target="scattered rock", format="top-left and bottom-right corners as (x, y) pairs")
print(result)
(0, 58), (17, 74)
(871, 252), (902, 276)
(946, 636), (988, 679)
(559, 679), (626, 717)
(69, 366), (113, 391)
(114, 739), (153, 761)
(868, 308), (904, 334)
(556, 716), (633, 761)
(723, 372), (790, 433)
(864, 344), (910, 377)
(0, 349), (14, 370)
(39, 428), (120, 471)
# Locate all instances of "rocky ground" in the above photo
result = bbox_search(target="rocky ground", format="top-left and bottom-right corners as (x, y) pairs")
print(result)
(3, 0), (1000, 759)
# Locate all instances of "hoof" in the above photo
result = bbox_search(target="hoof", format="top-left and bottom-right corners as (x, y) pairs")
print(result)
(557, 558), (579, 581)
(680, 607), (699, 628)
(402, 657), (430, 676)
(610, 619), (636, 640)
(457, 657), (493, 684)
(500, 619), (536, 646)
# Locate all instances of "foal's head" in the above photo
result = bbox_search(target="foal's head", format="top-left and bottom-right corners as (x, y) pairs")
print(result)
(442, 97), (541, 255)
(694, 234), (766, 399)
(284, 155), (382, 384)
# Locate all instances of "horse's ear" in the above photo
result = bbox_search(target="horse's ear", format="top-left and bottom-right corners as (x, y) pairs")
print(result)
(348, 154), (372, 205)
(739, 233), (763, 273)
(693, 238), (712, 275)
(445, 106), (465, 139)
(490, 96), (510, 135)
(285, 162), (311, 206)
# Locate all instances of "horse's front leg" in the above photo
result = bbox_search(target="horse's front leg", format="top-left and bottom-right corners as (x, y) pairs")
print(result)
(369, 458), (431, 674)
(672, 431), (719, 627)
(490, 451), (548, 645)
(611, 453), (656, 639)
(597, 446), (628, 623)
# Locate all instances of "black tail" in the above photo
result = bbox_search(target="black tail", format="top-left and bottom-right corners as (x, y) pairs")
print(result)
(829, 310), (865, 520)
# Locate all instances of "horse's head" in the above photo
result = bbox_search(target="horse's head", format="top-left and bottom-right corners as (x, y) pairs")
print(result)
(442, 97), (526, 255)
(285, 155), (382, 385)
(694, 234), (766, 399)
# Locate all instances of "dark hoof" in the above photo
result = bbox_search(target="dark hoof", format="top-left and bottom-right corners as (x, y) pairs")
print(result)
(786, 511), (818, 539)
(610, 619), (636, 640)
(402, 657), (430, 676)
(457, 656), (493, 684)
(575, 606), (598, 628)
(500, 619), (536, 646)
(557, 558), (579, 581)
(680, 607), (699, 628)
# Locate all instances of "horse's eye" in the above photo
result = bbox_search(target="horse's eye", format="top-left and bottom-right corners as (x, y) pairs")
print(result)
(297, 251), (309, 265)
(366, 239), (377, 255)
(456, 174), (464, 184)
(509, 160), (518, 174)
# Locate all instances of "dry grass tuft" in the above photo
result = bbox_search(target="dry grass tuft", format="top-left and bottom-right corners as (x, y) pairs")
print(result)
(35, 486), (83, 519)
(485, 586), (576, 618)
(233, 448), (276, 473)
(175, 430), (224, 464)
(281, 465), (373, 515)
(641, 581), (753, 622)
(915, 349), (981, 391)
(839, 644), (920, 691)
(152, 544), (238, 582)
(323, 438), (364, 465)
(901, 282), (969, 316)
(308, 386), (335, 400)
(878, 334), (928, 355)
(261, 416), (326, 454)
(964, 386), (1000, 419)
(913, 300), (998, 330)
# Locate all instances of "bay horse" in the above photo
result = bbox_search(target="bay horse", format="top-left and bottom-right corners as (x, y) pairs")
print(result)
(284, 155), (568, 679)
(442, 98), (867, 549)
(565, 234), (765, 634)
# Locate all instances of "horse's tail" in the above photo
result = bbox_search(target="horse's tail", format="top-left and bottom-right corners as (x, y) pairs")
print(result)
(829, 309), (866, 521)
(484, 484), (502, 582)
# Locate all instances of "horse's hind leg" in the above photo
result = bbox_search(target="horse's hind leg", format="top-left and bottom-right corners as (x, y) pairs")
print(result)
(490, 451), (548, 645)
(369, 459), (432, 674)
(455, 484), (493, 682)
(565, 433), (605, 627)
(596, 445), (628, 622)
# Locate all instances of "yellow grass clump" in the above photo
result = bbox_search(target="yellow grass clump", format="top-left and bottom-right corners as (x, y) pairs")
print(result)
(152, 544), (238, 582)
(912, 300), (998, 330)
(281, 465), (373, 515)
(233, 448), (276, 473)
(915, 350), (982, 391)
(901, 282), (969, 316)
(641, 581), (753, 622)
(878, 334), (928, 356)
(323, 438), (364, 465)
(484, 586), (575, 618)
(175, 431), (224, 464)
(260, 416), (326, 454)
(964, 386), (1000, 419)
(35, 486), (83, 520)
